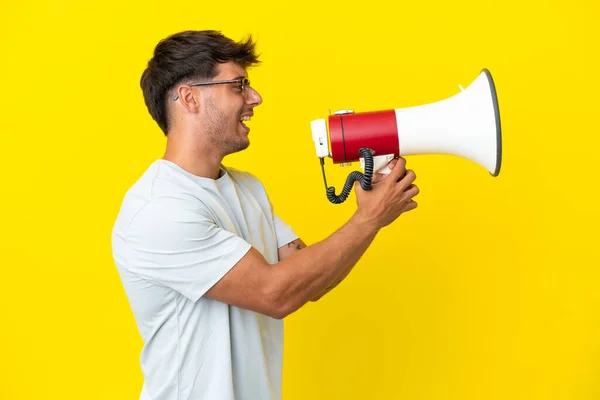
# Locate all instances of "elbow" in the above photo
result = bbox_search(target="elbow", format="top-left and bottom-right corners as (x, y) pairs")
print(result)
(261, 287), (296, 320)
(260, 304), (290, 320)
(267, 308), (289, 320)
(266, 296), (295, 320)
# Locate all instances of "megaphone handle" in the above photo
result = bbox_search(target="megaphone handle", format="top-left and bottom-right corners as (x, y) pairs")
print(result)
(378, 164), (392, 175)
(360, 154), (395, 175)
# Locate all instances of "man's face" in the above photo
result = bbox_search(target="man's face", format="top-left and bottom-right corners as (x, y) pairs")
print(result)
(198, 61), (263, 155)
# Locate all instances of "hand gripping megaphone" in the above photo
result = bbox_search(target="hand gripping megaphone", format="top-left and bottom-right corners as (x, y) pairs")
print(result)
(311, 68), (502, 204)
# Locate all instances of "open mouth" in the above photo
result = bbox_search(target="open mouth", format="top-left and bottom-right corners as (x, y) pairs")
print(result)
(240, 115), (251, 131)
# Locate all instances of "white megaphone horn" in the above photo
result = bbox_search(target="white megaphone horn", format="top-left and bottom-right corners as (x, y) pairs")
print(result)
(311, 68), (502, 204)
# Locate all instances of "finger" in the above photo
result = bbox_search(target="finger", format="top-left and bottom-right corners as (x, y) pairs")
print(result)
(388, 157), (407, 182)
(404, 183), (418, 191)
(387, 158), (398, 170)
(401, 184), (420, 201)
(396, 169), (416, 190)
(400, 199), (418, 212)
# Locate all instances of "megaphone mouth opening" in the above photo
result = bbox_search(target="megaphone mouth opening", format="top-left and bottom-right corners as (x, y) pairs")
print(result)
(482, 68), (502, 177)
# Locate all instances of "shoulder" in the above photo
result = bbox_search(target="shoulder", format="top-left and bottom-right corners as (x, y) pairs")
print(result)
(113, 162), (214, 231)
(224, 165), (265, 188)
(111, 188), (218, 262)
(223, 165), (271, 199)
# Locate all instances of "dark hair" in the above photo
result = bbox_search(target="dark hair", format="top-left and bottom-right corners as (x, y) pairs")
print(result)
(140, 30), (260, 135)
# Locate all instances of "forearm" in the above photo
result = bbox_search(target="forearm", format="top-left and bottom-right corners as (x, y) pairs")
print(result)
(310, 235), (373, 301)
(268, 211), (379, 316)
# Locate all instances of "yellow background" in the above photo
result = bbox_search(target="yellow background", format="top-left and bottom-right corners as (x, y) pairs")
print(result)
(1, 0), (599, 399)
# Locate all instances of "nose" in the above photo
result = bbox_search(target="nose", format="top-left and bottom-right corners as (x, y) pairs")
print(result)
(246, 86), (262, 106)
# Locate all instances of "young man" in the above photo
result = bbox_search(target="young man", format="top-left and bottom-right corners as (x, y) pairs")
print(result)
(111, 30), (419, 400)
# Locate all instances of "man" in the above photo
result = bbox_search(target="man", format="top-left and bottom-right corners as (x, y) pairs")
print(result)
(111, 30), (419, 400)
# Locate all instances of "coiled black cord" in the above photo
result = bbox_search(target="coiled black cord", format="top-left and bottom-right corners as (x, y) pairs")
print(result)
(322, 148), (374, 204)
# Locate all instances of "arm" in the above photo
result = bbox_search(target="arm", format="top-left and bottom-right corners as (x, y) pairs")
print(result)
(277, 238), (355, 302)
(204, 211), (380, 319)
(274, 160), (405, 303)
(204, 158), (418, 319)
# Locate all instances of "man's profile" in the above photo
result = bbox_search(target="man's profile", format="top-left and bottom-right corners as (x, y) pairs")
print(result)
(111, 30), (418, 400)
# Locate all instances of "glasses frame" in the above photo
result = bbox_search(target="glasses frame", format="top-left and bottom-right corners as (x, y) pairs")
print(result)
(172, 77), (250, 101)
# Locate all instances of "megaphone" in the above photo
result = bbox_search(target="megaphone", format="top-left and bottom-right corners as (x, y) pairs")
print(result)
(311, 68), (502, 204)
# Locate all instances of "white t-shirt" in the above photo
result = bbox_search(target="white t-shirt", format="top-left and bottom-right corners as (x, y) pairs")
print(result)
(111, 159), (299, 400)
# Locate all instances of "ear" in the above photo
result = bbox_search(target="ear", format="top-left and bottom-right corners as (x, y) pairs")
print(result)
(174, 86), (201, 113)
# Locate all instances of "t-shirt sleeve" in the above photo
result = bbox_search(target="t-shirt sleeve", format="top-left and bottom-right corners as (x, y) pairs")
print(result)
(271, 204), (299, 248)
(120, 196), (252, 302)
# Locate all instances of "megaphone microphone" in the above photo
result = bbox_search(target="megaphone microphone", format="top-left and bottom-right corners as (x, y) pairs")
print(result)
(311, 68), (502, 204)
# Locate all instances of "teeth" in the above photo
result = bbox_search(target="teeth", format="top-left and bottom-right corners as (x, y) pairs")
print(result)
(240, 115), (251, 121)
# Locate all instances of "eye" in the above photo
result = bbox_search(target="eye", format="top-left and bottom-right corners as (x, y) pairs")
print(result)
(233, 78), (249, 93)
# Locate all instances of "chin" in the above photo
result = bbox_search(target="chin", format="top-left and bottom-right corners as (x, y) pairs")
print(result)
(239, 140), (250, 151)
(224, 140), (250, 155)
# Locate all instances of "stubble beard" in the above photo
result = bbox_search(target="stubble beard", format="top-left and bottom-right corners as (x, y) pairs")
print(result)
(203, 99), (249, 156)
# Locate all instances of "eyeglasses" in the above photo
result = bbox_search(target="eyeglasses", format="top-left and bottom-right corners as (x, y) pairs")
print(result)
(172, 77), (250, 101)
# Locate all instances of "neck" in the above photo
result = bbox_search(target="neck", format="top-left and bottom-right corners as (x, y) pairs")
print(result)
(162, 131), (224, 180)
